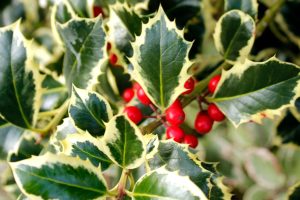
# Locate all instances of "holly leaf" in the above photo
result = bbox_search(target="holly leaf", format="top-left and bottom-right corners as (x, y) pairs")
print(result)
(102, 115), (146, 169)
(60, 132), (112, 170)
(107, 2), (143, 57)
(129, 7), (192, 111)
(132, 167), (208, 200)
(0, 21), (42, 129)
(68, 0), (91, 18)
(147, 139), (232, 199)
(10, 153), (108, 199)
(213, 10), (255, 64)
(288, 182), (300, 200)
(209, 57), (300, 126)
(0, 123), (24, 160)
(277, 111), (300, 146)
(56, 17), (107, 91)
(69, 86), (113, 137)
(224, 0), (258, 19)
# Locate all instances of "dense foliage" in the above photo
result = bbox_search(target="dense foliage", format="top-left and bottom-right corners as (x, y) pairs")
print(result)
(0, 0), (299, 199)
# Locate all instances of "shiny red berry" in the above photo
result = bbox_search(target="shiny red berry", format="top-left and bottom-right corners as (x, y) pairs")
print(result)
(137, 87), (151, 105)
(168, 99), (182, 110)
(208, 74), (221, 94)
(183, 77), (195, 95)
(109, 53), (118, 65)
(124, 106), (143, 124)
(183, 134), (198, 148)
(166, 107), (185, 126)
(122, 88), (134, 103)
(133, 82), (141, 91)
(194, 111), (214, 135)
(208, 103), (225, 121)
(93, 6), (104, 17)
(166, 126), (185, 143)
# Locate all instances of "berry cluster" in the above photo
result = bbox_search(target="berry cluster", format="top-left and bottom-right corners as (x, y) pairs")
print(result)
(194, 75), (225, 135)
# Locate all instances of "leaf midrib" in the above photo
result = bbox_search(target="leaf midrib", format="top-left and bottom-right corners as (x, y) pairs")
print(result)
(17, 168), (105, 194)
(73, 145), (111, 163)
(212, 75), (299, 102)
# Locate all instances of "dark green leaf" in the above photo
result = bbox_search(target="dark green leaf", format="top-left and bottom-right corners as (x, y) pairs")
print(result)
(10, 153), (107, 199)
(103, 115), (146, 169)
(132, 167), (208, 200)
(69, 86), (113, 137)
(147, 140), (231, 199)
(289, 182), (300, 200)
(210, 57), (300, 126)
(129, 7), (192, 111)
(61, 133), (112, 170)
(213, 10), (255, 63)
(277, 111), (300, 146)
(0, 123), (24, 159)
(68, 0), (90, 18)
(224, 0), (258, 19)
(0, 21), (42, 129)
(57, 17), (107, 91)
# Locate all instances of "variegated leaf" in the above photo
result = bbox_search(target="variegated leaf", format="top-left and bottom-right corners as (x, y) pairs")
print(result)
(129, 7), (192, 111)
(69, 86), (113, 137)
(57, 17), (107, 91)
(0, 21), (42, 129)
(288, 182), (300, 200)
(213, 10), (255, 64)
(132, 167), (208, 200)
(102, 115), (146, 169)
(10, 153), (108, 199)
(60, 132), (112, 170)
(224, 0), (258, 19)
(107, 2), (143, 57)
(209, 57), (300, 127)
(147, 139), (232, 199)
(0, 122), (24, 160)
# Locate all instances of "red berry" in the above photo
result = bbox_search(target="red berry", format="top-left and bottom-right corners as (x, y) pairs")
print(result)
(183, 134), (198, 148)
(133, 82), (141, 91)
(208, 74), (221, 94)
(122, 88), (134, 103)
(168, 99), (182, 110)
(107, 42), (112, 51)
(137, 87), (151, 105)
(109, 53), (118, 65)
(124, 106), (143, 124)
(166, 107), (185, 126)
(207, 103), (225, 121)
(166, 126), (185, 143)
(93, 6), (104, 17)
(183, 77), (195, 95)
(194, 111), (214, 135)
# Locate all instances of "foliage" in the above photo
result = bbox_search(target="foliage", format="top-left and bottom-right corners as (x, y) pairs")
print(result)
(0, 0), (299, 199)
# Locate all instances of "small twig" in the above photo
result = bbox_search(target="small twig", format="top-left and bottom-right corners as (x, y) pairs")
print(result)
(256, 0), (285, 37)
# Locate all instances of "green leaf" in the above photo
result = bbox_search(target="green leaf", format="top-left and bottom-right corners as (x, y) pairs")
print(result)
(102, 115), (146, 169)
(224, 0), (258, 19)
(0, 21), (42, 129)
(10, 153), (107, 199)
(68, 0), (91, 18)
(0, 123), (24, 160)
(132, 167), (208, 200)
(147, 139), (232, 199)
(213, 10), (255, 63)
(57, 17), (107, 91)
(210, 57), (300, 126)
(129, 7), (192, 111)
(288, 182), (300, 200)
(8, 132), (43, 162)
(60, 132), (112, 170)
(69, 86), (113, 137)
(53, 1), (74, 24)
(40, 75), (68, 111)
(107, 2), (143, 57)
(277, 111), (300, 146)
(244, 148), (285, 189)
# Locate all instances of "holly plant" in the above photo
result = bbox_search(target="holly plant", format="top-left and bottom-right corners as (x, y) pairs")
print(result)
(0, 0), (300, 199)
